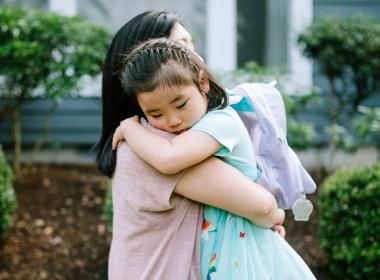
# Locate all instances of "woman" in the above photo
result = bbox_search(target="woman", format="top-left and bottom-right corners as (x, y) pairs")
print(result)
(96, 11), (284, 279)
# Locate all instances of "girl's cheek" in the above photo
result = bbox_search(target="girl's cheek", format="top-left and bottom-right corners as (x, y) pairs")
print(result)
(148, 118), (156, 126)
(147, 118), (163, 129)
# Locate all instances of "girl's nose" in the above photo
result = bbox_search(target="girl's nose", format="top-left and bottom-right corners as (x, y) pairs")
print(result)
(168, 116), (182, 128)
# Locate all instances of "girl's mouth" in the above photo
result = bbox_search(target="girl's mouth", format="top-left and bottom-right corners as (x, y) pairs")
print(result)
(174, 128), (188, 134)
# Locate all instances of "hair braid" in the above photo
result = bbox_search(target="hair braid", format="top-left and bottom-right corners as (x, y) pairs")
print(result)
(122, 39), (195, 73)
(119, 38), (228, 112)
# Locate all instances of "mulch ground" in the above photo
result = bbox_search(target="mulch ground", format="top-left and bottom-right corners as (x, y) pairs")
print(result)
(0, 164), (334, 279)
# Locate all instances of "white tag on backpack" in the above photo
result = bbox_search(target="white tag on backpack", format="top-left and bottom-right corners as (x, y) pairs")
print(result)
(292, 194), (313, 221)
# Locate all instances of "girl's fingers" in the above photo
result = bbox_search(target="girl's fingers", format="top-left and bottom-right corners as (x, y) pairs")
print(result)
(112, 129), (120, 150)
(278, 226), (286, 239)
(112, 136), (116, 150)
(112, 116), (139, 150)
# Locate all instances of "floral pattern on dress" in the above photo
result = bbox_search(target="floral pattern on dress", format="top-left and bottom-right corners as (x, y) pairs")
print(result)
(202, 220), (216, 241)
(207, 254), (217, 280)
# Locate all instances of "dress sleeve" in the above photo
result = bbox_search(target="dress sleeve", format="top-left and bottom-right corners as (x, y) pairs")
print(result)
(191, 108), (239, 157)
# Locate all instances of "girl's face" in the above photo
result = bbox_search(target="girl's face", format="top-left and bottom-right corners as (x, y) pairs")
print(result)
(136, 85), (208, 134)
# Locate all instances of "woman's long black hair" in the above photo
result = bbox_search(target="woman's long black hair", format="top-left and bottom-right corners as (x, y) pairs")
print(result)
(95, 11), (181, 177)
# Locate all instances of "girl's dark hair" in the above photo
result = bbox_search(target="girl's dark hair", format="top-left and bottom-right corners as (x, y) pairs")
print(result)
(120, 39), (228, 113)
(95, 11), (181, 177)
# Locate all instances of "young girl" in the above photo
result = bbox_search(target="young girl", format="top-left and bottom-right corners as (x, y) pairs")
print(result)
(113, 38), (316, 280)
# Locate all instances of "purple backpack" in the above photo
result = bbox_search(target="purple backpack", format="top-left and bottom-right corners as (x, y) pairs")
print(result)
(229, 83), (316, 214)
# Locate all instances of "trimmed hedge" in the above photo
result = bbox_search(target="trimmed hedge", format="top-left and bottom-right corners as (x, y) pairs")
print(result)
(0, 146), (17, 241)
(319, 164), (380, 279)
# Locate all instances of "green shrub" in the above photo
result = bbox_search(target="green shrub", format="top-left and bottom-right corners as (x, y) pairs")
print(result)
(0, 5), (112, 172)
(298, 16), (380, 155)
(353, 106), (380, 160)
(102, 180), (112, 231)
(319, 164), (380, 279)
(298, 16), (380, 121)
(0, 146), (17, 241)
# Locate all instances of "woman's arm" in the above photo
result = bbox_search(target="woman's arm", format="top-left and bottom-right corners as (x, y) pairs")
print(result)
(113, 118), (283, 228)
(174, 157), (284, 228)
(112, 116), (222, 174)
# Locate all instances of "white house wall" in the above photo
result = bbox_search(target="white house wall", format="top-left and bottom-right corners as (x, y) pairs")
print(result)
(265, 0), (289, 67)
(49, 0), (77, 16)
(76, 0), (207, 58)
(206, 0), (237, 72)
(287, 0), (313, 93)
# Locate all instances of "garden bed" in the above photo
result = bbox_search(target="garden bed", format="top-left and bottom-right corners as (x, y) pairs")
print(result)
(0, 164), (333, 279)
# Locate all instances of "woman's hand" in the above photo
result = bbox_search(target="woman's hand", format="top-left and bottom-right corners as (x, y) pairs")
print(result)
(272, 224), (286, 239)
(112, 116), (140, 150)
(271, 209), (286, 239)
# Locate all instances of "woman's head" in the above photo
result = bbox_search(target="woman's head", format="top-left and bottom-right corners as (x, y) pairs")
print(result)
(102, 11), (182, 122)
(119, 39), (228, 133)
(97, 10), (208, 176)
(169, 23), (195, 52)
(97, 11), (188, 176)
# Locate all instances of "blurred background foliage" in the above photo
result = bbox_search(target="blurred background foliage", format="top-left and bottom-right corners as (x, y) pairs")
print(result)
(319, 164), (380, 280)
(0, 5), (112, 173)
(298, 16), (380, 158)
(0, 145), (16, 241)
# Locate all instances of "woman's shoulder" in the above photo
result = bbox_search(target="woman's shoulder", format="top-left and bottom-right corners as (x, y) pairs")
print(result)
(113, 142), (184, 210)
(115, 142), (140, 163)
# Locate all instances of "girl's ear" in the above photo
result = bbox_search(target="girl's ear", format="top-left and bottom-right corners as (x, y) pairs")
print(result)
(198, 70), (210, 94)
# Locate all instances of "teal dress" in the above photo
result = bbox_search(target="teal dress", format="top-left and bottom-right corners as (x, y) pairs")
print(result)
(191, 107), (316, 280)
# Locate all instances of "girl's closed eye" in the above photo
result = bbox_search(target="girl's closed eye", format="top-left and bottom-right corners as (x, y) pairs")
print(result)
(177, 101), (188, 109)
(151, 114), (162, 119)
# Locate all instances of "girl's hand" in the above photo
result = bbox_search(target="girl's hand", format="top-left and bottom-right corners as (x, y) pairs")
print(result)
(112, 116), (140, 150)
(112, 125), (124, 150)
(272, 208), (285, 239)
(274, 208), (285, 227)
(272, 224), (286, 239)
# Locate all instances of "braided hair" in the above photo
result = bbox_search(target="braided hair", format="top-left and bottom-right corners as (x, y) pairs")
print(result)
(119, 38), (228, 113)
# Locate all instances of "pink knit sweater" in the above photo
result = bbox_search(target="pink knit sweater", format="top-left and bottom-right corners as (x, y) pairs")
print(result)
(108, 140), (203, 280)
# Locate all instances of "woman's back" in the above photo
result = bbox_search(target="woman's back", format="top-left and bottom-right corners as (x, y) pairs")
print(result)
(109, 142), (203, 280)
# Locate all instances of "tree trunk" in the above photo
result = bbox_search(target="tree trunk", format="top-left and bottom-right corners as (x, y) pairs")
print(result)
(12, 105), (21, 175)
(29, 101), (58, 164)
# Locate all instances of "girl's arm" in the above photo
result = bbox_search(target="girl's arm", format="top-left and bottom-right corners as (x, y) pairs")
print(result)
(175, 157), (285, 228)
(112, 116), (222, 174)
(113, 117), (284, 228)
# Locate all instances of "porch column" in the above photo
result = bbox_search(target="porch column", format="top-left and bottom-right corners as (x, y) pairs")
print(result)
(265, 0), (288, 67)
(206, 0), (237, 71)
(288, 0), (313, 92)
(48, 0), (77, 16)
